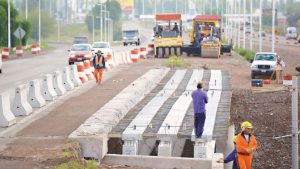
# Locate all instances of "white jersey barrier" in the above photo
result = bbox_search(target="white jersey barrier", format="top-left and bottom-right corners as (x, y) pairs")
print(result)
(12, 84), (33, 116)
(69, 68), (170, 160)
(0, 93), (17, 127)
(53, 71), (67, 96)
(70, 65), (82, 87)
(122, 70), (188, 156)
(191, 70), (222, 159)
(28, 79), (46, 108)
(62, 67), (75, 91)
(42, 74), (58, 101)
(157, 69), (204, 157)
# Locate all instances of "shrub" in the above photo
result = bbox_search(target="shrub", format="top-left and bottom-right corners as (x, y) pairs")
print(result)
(234, 48), (255, 62)
(164, 55), (188, 68)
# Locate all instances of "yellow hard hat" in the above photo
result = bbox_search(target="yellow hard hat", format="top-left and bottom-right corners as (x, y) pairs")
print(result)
(241, 121), (253, 129)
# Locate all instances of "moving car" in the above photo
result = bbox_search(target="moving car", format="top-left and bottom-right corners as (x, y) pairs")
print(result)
(250, 52), (279, 79)
(68, 44), (93, 65)
(91, 42), (113, 56)
(122, 30), (140, 46)
(258, 31), (266, 37)
(286, 27), (297, 40)
(73, 36), (88, 44)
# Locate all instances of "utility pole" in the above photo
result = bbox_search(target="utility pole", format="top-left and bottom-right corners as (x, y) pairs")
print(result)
(8, 0), (11, 49)
(216, 0), (219, 16)
(39, 0), (41, 46)
(271, 0), (276, 52)
(154, 0), (156, 14)
(243, 0), (246, 48)
(250, 0), (253, 50)
(259, 0), (262, 52)
(162, 0), (164, 13)
(234, 0), (237, 48)
(175, 0), (178, 13)
(238, 0), (241, 48)
(292, 76), (299, 169)
(25, 0), (28, 20)
(210, 0), (212, 15)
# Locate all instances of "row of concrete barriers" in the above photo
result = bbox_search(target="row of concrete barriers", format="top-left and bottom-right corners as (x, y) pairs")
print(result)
(0, 44), (155, 127)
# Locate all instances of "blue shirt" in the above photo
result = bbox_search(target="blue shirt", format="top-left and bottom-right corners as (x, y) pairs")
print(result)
(191, 89), (208, 113)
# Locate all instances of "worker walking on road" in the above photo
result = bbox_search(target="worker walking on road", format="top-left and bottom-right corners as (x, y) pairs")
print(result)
(93, 49), (106, 84)
(235, 121), (257, 169)
(192, 82), (208, 139)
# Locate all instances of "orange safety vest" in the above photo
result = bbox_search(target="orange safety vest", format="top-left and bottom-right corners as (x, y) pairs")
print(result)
(235, 133), (257, 156)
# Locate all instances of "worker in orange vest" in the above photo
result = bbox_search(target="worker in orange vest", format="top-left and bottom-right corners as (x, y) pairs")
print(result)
(235, 121), (257, 169)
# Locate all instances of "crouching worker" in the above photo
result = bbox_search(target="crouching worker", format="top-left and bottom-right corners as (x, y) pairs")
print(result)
(93, 49), (106, 84)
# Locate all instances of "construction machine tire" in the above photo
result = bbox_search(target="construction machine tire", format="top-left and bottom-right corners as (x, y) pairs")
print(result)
(164, 47), (170, 58)
(157, 47), (164, 58)
(170, 47), (176, 56)
(176, 47), (181, 56)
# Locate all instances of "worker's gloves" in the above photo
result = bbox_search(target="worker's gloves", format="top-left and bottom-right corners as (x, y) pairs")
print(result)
(246, 148), (255, 153)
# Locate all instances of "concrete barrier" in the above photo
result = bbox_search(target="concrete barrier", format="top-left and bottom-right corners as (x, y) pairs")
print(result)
(130, 50), (139, 63)
(28, 79), (46, 108)
(15, 46), (23, 57)
(12, 84), (33, 116)
(62, 67), (75, 91)
(76, 62), (88, 83)
(122, 52), (128, 64)
(31, 44), (39, 54)
(2, 47), (9, 59)
(126, 52), (133, 63)
(53, 71), (67, 96)
(42, 74), (58, 101)
(70, 65), (83, 87)
(102, 154), (214, 169)
(0, 93), (16, 127)
(69, 68), (170, 160)
(84, 60), (94, 80)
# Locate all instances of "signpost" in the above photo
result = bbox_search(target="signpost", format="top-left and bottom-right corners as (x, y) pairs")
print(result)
(13, 26), (26, 46)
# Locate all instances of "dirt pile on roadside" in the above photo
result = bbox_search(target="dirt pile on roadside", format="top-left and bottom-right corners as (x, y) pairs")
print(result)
(230, 89), (297, 169)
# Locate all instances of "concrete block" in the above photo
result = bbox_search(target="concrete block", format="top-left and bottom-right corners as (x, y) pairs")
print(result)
(62, 67), (75, 91)
(122, 140), (139, 155)
(194, 140), (216, 159)
(12, 84), (33, 116)
(102, 154), (213, 169)
(158, 140), (172, 157)
(0, 93), (16, 127)
(42, 74), (58, 101)
(70, 65), (82, 87)
(53, 71), (66, 96)
(69, 132), (108, 160)
(28, 79), (46, 108)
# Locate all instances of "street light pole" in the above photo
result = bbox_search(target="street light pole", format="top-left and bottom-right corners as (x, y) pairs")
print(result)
(25, 0), (28, 20)
(238, 0), (241, 48)
(259, 0), (262, 52)
(243, 0), (246, 48)
(92, 15), (95, 42)
(250, 0), (253, 50)
(8, 0), (11, 49)
(210, 0), (212, 15)
(39, 0), (41, 46)
(271, 0), (276, 52)
(216, 0), (219, 16)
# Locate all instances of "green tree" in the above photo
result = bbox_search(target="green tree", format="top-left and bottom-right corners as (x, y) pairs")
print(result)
(0, 0), (31, 47)
(28, 10), (55, 40)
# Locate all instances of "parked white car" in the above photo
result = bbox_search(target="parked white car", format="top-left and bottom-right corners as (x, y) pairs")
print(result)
(250, 52), (279, 79)
(286, 27), (297, 40)
(91, 42), (113, 56)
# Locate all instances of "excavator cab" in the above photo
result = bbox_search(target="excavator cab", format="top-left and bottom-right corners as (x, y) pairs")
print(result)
(154, 14), (183, 58)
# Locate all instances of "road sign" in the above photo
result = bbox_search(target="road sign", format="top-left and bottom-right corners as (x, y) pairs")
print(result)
(14, 26), (26, 40)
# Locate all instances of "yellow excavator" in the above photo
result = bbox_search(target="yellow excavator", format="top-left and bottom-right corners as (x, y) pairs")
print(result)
(154, 14), (183, 58)
(182, 15), (231, 58)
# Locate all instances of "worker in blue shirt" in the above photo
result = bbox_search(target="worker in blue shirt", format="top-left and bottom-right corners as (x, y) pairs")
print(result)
(191, 82), (208, 139)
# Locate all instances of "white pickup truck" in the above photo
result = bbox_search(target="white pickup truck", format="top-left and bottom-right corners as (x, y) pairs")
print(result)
(250, 52), (279, 79)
